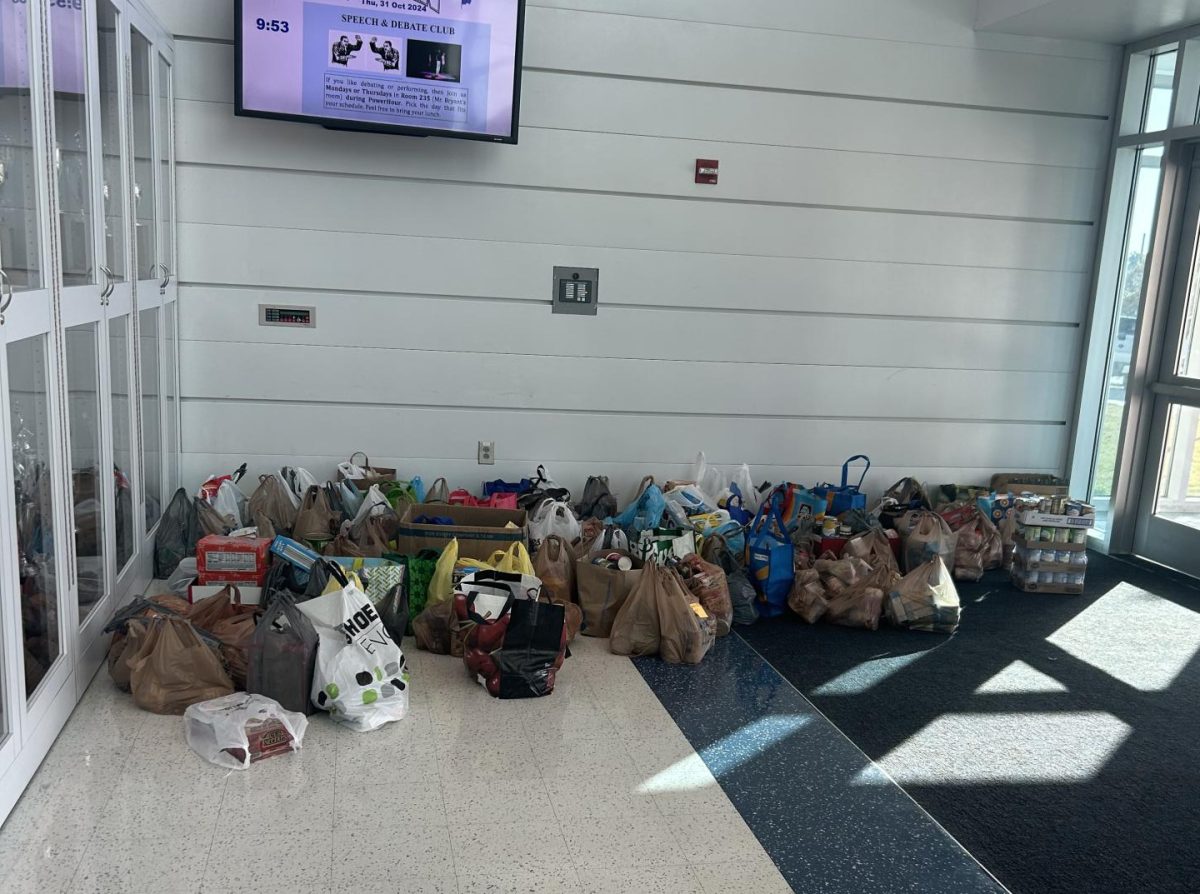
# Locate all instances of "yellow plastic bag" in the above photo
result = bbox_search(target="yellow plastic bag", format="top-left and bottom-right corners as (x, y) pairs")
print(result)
(487, 542), (535, 576)
(428, 538), (459, 607)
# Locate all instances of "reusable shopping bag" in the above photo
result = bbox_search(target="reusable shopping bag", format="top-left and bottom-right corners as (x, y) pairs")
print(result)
(185, 693), (308, 770)
(337, 451), (397, 490)
(657, 565), (716, 665)
(663, 483), (718, 517)
(576, 555), (642, 637)
(900, 510), (958, 573)
(609, 560), (663, 657)
(248, 474), (298, 536)
(677, 553), (732, 637)
(757, 482), (825, 533)
(491, 598), (568, 698)
(747, 499), (795, 618)
(887, 556), (961, 633)
(154, 487), (199, 578)
(247, 594), (320, 715)
(130, 618), (234, 715)
(298, 566), (410, 731)
(527, 499), (582, 551)
(634, 527), (696, 562)
(815, 455), (871, 515)
(294, 485), (339, 543)
(576, 476), (618, 521)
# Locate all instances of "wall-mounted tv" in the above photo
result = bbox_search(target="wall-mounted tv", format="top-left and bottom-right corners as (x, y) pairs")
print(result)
(235, 0), (526, 143)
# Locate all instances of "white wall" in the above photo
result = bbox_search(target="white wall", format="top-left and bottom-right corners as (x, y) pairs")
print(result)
(149, 0), (1121, 502)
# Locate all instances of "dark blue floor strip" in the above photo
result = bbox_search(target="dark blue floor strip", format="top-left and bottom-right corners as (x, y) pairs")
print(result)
(634, 635), (1006, 894)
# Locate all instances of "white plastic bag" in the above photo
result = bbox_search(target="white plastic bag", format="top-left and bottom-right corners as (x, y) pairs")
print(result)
(166, 557), (198, 597)
(298, 580), (410, 732)
(527, 499), (581, 550)
(591, 525), (630, 555)
(184, 693), (307, 770)
(351, 483), (391, 529)
(270, 471), (301, 510)
(691, 452), (726, 508)
(286, 467), (319, 500)
(212, 480), (246, 530)
(731, 464), (761, 513)
(664, 484), (718, 517)
(338, 460), (366, 481)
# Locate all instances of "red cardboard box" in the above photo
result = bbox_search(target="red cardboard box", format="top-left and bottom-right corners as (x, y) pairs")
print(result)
(196, 535), (273, 586)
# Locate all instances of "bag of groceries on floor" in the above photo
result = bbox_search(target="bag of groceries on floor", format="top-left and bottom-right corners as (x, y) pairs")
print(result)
(788, 567), (828, 624)
(842, 528), (899, 575)
(184, 693), (308, 770)
(899, 510), (958, 573)
(298, 564), (410, 732)
(576, 475), (618, 521)
(676, 554), (733, 637)
(610, 559), (664, 657)
(129, 618), (234, 715)
(532, 536), (582, 641)
(886, 556), (961, 633)
(247, 594), (320, 716)
(527, 499), (581, 552)
(947, 506), (1003, 581)
(825, 564), (898, 631)
(154, 488), (200, 578)
(658, 565), (716, 665)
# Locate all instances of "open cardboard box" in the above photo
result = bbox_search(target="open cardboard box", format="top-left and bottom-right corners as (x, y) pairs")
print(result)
(394, 503), (527, 560)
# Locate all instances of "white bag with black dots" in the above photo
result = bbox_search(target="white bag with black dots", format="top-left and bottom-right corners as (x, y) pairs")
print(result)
(298, 568), (410, 732)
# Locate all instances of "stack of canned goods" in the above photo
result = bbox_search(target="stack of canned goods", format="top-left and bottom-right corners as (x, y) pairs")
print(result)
(1021, 525), (1088, 545)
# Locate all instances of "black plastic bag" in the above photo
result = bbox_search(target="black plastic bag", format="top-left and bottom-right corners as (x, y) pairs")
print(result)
(576, 476), (618, 521)
(247, 594), (319, 715)
(517, 465), (572, 512)
(154, 488), (199, 578)
(702, 533), (758, 626)
(496, 599), (567, 699)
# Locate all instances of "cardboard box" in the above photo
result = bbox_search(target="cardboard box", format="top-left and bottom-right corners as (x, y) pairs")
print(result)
(1011, 575), (1085, 595)
(197, 535), (273, 585)
(1018, 511), (1095, 529)
(990, 473), (1070, 496)
(188, 581), (264, 605)
(394, 503), (527, 560)
(1013, 535), (1086, 553)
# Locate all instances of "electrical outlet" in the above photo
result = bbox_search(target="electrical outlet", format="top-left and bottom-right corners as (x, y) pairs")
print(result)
(478, 441), (495, 465)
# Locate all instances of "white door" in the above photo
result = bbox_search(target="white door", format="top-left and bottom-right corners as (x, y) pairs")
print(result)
(0, 0), (76, 779)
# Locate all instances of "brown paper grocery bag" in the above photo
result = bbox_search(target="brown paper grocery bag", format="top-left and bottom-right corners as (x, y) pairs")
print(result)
(656, 566), (715, 665)
(130, 619), (233, 714)
(576, 556), (642, 638)
(609, 561), (662, 657)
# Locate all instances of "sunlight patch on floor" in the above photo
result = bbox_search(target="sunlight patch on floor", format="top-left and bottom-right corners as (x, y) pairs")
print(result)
(637, 715), (811, 793)
(853, 711), (1132, 786)
(974, 660), (1068, 695)
(812, 652), (927, 697)
(1046, 583), (1200, 692)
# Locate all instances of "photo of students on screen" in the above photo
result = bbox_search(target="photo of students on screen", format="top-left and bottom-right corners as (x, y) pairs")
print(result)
(331, 34), (363, 66)
(370, 38), (401, 71)
(406, 39), (462, 82)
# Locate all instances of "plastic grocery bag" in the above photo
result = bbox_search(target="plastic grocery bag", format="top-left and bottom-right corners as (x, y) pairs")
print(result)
(610, 560), (663, 657)
(663, 484), (718, 518)
(212, 480), (246, 530)
(130, 618), (234, 715)
(248, 595), (320, 715)
(609, 480), (667, 536)
(677, 554), (732, 637)
(788, 568), (828, 624)
(950, 508), (1003, 581)
(298, 572), (410, 732)
(527, 499), (581, 552)
(487, 542), (537, 576)
(154, 487), (200, 578)
(185, 693), (307, 770)
(657, 565), (716, 665)
(842, 528), (899, 575)
(248, 474), (298, 537)
(886, 556), (961, 633)
(900, 510), (958, 573)
(590, 525), (630, 555)
(166, 557), (198, 597)
(532, 536), (579, 638)
(825, 565), (898, 631)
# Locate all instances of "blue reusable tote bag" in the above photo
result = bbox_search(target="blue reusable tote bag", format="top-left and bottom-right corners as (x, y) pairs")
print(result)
(746, 497), (794, 618)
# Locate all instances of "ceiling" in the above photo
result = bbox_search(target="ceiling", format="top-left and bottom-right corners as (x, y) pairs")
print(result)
(977, 0), (1200, 45)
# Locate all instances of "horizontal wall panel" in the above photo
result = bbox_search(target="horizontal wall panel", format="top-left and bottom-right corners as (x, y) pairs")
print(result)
(181, 401), (1067, 470)
(177, 228), (1090, 324)
(529, 0), (1118, 59)
(176, 100), (1102, 222)
(174, 42), (1110, 171)
(180, 341), (1075, 421)
(153, 3), (1113, 114)
(176, 167), (1095, 272)
(182, 453), (1059, 510)
(179, 286), (1082, 373)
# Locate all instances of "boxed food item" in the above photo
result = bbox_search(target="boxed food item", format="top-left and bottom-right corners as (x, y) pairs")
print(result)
(394, 503), (527, 560)
(197, 535), (273, 585)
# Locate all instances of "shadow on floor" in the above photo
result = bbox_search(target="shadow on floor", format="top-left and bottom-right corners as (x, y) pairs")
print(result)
(737, 552), (1200, 894)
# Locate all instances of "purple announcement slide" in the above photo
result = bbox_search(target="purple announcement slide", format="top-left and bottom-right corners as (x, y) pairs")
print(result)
(239, 0), (520, 139)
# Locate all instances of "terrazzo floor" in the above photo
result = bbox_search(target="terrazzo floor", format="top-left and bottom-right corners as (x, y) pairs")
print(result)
(0, 632), (1004, 893)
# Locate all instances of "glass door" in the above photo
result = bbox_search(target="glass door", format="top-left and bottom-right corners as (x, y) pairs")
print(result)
(156, 47), (178, 498)
(1134, 145), (1200, 574)
(53, 0), (117, 687)
(127, 16), (163, 536)
(97, 0), (138, 600)
(0, 0), (74, 736)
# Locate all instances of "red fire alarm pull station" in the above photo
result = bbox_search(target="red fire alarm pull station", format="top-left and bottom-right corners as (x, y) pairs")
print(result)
(695, 159), (719, 185)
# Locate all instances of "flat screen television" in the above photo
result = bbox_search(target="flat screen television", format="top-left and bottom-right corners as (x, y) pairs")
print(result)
(235, 0), (526, 143)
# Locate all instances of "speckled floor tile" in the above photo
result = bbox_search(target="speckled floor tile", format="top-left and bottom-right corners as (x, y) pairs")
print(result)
(201, 831), (332, 892)
(219, 746), (335, 837)
(561, 811), (687, 870)
(331, 827), (453, 878)
(576, 863), (704, 894)
(69, 828), (208, 894)
(450, 822), (573, 872)
(456, 863), (584, 894)
(692, 856), (792, 894)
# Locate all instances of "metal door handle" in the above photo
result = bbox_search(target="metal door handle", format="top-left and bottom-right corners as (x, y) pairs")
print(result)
(156, 264), (170, 293)
(0, 268), (12, 323)
(100, 265), (113, 302)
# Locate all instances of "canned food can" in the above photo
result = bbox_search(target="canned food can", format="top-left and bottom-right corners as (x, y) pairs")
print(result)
(1039, 572), (1055, 584)
(1054, 527), (1071, 543)
(1027, 549), (1042, 564)
(1054, 572), (1070, 585)
(1072, 529), (1088, 544)
(1041, 527), (1057, 543)
(1023, 525), (1042, 542)
(1070, 552), (1088, 567)
(617, 557), (633, 572)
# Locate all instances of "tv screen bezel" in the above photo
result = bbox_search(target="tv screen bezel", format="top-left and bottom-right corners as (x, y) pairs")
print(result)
(233, 0), (527, 144)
